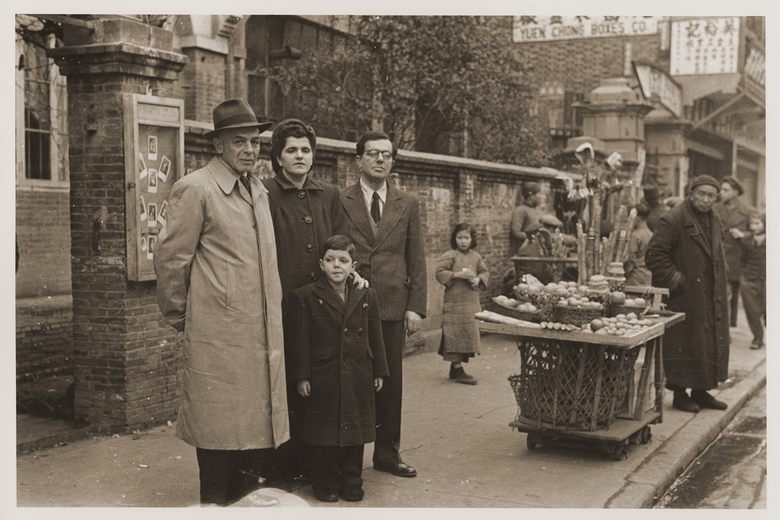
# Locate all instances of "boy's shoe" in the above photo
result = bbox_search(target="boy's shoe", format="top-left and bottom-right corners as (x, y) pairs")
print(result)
(672, 390), (700, 413)
(313, 487), (339, 502)
(451, 366), (477, 385)
(339, 487), (365, 502)
(750, 341), (764, 350)
(691, 390), (728, 410)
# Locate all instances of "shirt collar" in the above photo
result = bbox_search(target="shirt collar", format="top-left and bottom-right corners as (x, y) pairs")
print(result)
(359, 177), (387, 203)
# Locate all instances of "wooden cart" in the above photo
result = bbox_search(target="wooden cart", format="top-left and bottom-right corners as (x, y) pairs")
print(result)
(479, 312), (685, 460)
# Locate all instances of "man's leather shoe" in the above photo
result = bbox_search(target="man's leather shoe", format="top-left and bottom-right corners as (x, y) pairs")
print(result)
(373, 461), (417, 478)
(691, 390), (728, 410)
(339, 487), (365, 502)
(672, 391), (700, 413)
(313, 488), (339, 502)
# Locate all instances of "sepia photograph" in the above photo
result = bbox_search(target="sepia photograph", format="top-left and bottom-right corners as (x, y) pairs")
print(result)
(10, 4), (769, 516)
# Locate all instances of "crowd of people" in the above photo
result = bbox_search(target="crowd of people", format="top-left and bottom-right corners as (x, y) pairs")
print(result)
(154, 98), (765, 506)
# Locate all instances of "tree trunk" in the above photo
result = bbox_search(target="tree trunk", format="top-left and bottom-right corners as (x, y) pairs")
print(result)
(370, 62), (384, 132)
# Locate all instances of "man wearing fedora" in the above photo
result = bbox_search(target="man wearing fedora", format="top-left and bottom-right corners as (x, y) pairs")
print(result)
(155, 99), (288, 506)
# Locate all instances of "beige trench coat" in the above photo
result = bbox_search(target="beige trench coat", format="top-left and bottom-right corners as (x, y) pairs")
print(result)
(155, 157), (289, 450)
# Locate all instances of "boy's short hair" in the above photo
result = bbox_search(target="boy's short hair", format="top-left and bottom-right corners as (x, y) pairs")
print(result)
(749, 210), (766, 228)
(321, 234), (357, 261)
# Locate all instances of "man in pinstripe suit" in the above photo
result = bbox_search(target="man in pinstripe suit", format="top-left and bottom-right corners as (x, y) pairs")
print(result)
(338, 131), (427, 478)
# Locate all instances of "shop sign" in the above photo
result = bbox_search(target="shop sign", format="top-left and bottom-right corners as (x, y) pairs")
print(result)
(744, 46), (765, 87)
(634, 64), (683, 117)
(670, 17), (739, 75)
(512, 16), (658, 43)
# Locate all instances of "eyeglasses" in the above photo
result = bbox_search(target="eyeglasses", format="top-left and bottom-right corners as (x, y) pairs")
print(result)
(364, 150), (393, 161)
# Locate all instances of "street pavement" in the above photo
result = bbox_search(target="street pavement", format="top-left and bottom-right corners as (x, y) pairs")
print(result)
(14, 308), (766, 510)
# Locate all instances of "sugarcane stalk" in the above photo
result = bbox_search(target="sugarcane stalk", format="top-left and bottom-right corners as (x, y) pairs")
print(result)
(619, 208), (638, 262)
(601, 231), (614, 275)
(576, 223), (585, 285)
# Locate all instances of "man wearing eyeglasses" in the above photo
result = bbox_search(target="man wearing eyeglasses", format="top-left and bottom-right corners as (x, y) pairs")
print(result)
(338, 131), (427, 478)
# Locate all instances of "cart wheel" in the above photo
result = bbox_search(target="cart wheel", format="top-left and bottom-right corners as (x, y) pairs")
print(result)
(610, 447), (628, 461)
(527, 434), (540, 450)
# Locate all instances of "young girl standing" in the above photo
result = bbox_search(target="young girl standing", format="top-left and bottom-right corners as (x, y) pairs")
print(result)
(736, 212), (766, 349)
(435, 223), (489, 384)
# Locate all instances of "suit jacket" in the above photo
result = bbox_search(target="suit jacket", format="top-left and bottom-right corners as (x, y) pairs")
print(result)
(287, 281), (389, 446)
(337, 182), (427, 321)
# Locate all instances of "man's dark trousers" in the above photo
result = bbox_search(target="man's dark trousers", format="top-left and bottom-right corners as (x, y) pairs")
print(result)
(373, 320), (405, 465)
(195, 448), (269, 505)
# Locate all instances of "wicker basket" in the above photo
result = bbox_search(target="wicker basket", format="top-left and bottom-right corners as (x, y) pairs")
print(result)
(608, 304), (649, 317)
(527, 294), (556, 322)
(486, 300), (539, 322)
(554, 305), (604, 326)
(508, 338), (640, 431)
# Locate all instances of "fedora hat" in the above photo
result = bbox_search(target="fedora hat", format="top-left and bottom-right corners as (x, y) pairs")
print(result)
(205, 99), (273, 139)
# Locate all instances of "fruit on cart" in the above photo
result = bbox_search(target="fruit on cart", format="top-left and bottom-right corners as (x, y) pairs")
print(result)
(590, 318), (606, 331)
(539, 321), (581, 332)
(609, 291), (626, 305)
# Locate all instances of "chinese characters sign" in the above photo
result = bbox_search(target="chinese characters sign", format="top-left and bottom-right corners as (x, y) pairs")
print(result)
(633, 64), (683, 117)
(670, 17), (739, 75)
(744, 46), (765, 87)
(513, 16), (658, 42)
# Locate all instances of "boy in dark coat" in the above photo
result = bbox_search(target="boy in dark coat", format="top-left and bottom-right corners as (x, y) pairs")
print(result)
(288, 235), (389, 502)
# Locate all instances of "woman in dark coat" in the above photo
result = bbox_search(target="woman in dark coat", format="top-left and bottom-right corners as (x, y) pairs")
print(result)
(645, 175), (730, 413)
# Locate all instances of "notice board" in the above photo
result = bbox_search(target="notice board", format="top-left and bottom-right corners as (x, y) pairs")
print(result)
(124, 94), (185, 281)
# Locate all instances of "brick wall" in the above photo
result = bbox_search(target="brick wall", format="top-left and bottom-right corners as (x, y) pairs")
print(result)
(179, 47), (227, 122)
(65, 72), (182, 431)
(516, 33), (664, 102)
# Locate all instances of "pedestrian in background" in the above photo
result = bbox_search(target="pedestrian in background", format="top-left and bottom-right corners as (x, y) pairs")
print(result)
(624, 202), (653, 287)
(435, 222), (489, 385)
(646, 175), (730, 414)
(155, 99), (287, 506)
(339, 131), (427, 478)
(714, 176), (754, 328)
(734, 211), (766, 349)
(643, 185), (669, 233)
(509, 181), (544, 255)
(288, 235), (388, 502)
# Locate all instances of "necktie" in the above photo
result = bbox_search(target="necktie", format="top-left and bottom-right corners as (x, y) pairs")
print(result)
(239, 173), (252, 198)
(370, 192), (381, 224)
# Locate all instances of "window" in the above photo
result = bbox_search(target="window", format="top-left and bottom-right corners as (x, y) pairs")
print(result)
(23, 43), (52, 180)
(16, 31), (68, 188)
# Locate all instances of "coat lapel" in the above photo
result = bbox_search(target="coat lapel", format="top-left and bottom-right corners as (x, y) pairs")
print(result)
(312, 279), (346, 315)
(342, 183), (376, 246)
(344, 284), (365, 320)
(682, 202), (713, 258)
(375, 185), (407, 247)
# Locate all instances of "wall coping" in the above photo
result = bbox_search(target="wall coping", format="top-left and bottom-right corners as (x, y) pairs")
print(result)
(16, 294), (73, 312)
(183, 121), (580, 181)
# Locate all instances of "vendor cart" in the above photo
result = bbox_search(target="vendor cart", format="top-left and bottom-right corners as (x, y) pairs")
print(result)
(479, 312), (684, 460)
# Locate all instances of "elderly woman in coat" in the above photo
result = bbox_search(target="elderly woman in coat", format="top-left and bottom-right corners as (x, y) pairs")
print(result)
(645, 175), (730, 414)
(156, 99), (288, 505)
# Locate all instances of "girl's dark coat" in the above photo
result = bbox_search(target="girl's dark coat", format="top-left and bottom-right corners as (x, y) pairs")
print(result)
(645, 200), (730, 390)
(288, 280), (389, 446)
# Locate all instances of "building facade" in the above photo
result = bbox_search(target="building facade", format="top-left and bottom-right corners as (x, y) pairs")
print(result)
(512, 15), (765, 206)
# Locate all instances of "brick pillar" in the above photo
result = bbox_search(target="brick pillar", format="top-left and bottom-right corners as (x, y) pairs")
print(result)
(51, 17), (187, 432)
